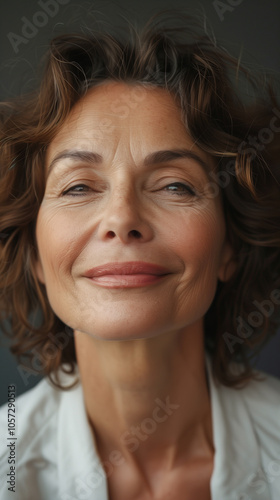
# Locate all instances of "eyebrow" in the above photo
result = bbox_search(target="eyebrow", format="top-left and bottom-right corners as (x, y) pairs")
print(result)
(47, 148), (210, 177)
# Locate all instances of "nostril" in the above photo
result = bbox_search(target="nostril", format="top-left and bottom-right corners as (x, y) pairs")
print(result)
(129, 230), (142, 239)
(107, 231), (116, 239)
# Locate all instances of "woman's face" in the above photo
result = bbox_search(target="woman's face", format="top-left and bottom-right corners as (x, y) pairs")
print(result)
(35, 82), (233, 340)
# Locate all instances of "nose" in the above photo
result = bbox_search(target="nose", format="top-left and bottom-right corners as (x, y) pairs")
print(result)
(97, 186), (154, 244)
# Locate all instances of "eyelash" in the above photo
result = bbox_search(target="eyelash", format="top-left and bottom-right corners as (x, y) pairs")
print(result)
(61, 182), (196, 197)
(162, 182), (196, 196)
(62, 184), (94, 197)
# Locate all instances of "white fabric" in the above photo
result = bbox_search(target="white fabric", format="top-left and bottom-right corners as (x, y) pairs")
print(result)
(0, 360), (280, 500)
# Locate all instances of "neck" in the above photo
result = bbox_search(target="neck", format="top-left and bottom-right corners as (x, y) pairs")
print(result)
(74, 321), (213, 469)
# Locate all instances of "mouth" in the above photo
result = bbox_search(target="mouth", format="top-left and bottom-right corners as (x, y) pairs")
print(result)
(84, 261), (170, 288)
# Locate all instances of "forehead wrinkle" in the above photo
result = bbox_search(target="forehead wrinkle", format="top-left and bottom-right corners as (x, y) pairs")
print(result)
(46, 83), (212, 179)
(105, 130), (138, 175)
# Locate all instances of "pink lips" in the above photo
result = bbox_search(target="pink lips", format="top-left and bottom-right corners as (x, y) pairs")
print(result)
(84, 262), (170, 288)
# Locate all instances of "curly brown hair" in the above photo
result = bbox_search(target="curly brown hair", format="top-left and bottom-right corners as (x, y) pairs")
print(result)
(0, 12), (280, 388)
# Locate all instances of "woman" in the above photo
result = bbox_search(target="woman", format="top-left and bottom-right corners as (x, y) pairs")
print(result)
(0, 13), (280, 500)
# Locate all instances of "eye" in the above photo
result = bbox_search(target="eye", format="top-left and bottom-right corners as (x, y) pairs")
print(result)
(162, 182), (196, 196)
(61, 184), (91, 196)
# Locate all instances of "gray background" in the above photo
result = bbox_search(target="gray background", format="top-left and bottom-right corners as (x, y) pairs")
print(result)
(0, 0), (280, 405)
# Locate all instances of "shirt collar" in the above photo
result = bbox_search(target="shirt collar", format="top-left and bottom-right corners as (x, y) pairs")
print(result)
(206, 356), (270, 499)
(57, 371), (108, 500)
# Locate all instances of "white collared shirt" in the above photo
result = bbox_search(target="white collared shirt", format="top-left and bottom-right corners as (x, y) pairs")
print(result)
(0, 360), (280, 500)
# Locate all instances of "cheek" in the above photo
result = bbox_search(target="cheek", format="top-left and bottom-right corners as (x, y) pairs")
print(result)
(35, 206), (81, 283)
(166, 206), (225, 272)
(163, 205), (226, 319)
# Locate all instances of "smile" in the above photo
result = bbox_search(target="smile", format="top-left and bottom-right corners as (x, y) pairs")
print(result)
(84, 261), (170, 288)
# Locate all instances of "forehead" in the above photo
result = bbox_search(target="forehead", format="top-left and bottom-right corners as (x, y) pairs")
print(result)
(49, 82), (186, 144)
(72, 81), (182, 121)
(46, 81), (212, 169)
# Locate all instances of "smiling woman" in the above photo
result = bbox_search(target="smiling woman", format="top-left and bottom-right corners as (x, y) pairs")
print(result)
(35, 82), (231, 347)
(0, 12), (280, 500)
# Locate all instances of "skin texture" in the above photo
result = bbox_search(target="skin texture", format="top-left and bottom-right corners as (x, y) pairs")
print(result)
(35, 82), (234, 499)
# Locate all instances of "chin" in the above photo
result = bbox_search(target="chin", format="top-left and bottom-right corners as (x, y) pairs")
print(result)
(73, 315), (171, 342)
(75, 329), (150, 342)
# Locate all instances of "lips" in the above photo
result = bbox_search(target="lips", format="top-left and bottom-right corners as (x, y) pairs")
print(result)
(84, 261), (170, 288)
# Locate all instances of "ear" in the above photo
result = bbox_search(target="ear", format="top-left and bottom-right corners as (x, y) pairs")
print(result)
(218, 240), (236, 282)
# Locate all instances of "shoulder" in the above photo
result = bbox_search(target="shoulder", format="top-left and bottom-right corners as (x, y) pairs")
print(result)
(240, 369), (280, 410)
(216, 367), (280, 429)
(236, 371), (280, 453)
(207, 354), (280, 420)
(208, 361), (280, 498)
(207, 360), (280, 500)
(0, 369), (80, 499)
(211, 361), (280, 441)
(0, 368), (79, 441)
(0, 375), (63, 465)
